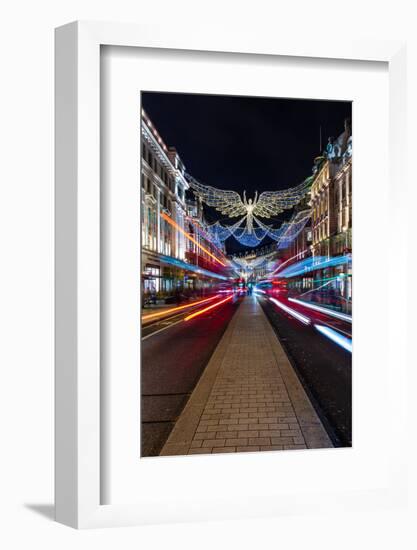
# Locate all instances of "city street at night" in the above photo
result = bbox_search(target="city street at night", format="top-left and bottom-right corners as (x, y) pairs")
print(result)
(141, 287), (351, 456)
(258, 291), (352, 446)
(141, 294), (241, 456)
(140, 92), (352, 457)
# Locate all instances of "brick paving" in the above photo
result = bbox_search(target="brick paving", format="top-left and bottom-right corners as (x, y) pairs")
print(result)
(160, 296), (332, 456)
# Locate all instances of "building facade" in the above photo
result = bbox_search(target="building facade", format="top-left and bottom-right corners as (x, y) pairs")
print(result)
(272, 120), (352, 312)
(309, 120), (352, 308)
(310, 120), (352, 258)
(141, 110), (230, 302)
(141, 110), (188, 297)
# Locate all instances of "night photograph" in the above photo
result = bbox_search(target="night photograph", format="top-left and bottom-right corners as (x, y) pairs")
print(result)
(140, 92), (352, 457)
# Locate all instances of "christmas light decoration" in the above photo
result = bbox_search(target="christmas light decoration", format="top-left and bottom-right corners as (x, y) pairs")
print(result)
(186, 173), (312, 225)
(184, 173), (312, 248)
(232, 255), (270, 269)
(205, 209), (311, 249)
(275, 211), (311, 249)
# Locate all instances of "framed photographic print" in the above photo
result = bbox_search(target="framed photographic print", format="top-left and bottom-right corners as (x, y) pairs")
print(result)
(139, 92), (351, 460)
(55, 21), (407, 528)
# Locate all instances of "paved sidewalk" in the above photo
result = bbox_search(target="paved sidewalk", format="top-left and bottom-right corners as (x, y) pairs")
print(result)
(160, 296), (333, 456)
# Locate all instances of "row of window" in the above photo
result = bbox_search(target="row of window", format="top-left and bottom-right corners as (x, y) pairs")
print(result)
(141, 174), (173, 212)
(312, 185), (351, 223)
(312, 193), (330, 220)
(337, 206), (352, 233)
(142, 142), (175, 191)
(142, 141), (187, 204)
(335, 172), (351, 204)
(313, 222), (329, 243)
(142, 206), (173, 256)
(313, 219), (352, 246)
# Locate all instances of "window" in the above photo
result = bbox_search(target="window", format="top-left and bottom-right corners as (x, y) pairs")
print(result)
(143, 265), (160, 293)
(177, 185), (184, 202)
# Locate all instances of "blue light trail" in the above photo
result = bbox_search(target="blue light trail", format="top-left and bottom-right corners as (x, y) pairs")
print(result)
(276, 254), (352, 278)
(314, 324), (352, 353)
(159, 255), (229, 281)
(288, 297), (352, 323)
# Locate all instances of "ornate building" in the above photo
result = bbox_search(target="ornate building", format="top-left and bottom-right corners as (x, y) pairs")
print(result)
(141, 110), (229, 301)
(309, 119), (352, 306)
(310, 119), (352, 258)
(141, 110), (189, 296)
(272, 120), (352, 309)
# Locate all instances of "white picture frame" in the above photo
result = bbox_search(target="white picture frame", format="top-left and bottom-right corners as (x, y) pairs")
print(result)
(55, 21), (407, 529)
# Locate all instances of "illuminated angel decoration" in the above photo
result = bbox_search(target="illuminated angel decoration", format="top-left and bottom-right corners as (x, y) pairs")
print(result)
(186, 173), (311, 235)
(243, 190), (257, 233)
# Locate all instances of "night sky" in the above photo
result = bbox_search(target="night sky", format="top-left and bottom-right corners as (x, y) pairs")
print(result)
(142, 92), (351, 254)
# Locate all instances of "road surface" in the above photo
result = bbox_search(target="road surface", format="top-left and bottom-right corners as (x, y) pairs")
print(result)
(141, 295), (241, 456)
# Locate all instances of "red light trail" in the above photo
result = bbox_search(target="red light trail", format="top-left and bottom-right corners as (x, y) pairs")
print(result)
(142, 295), (220, 321)
(184, 295), (233, 321)
(186, 216), (228, 262)
(161, 212), (227, 267)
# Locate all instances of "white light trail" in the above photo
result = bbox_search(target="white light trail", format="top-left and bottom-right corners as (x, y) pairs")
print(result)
(298, 279), (333, 298)
(269, 297), (311, 325)
(314, 324), (352, 353)
(288, 297), (352, 323)
(272, 250), (309, 275)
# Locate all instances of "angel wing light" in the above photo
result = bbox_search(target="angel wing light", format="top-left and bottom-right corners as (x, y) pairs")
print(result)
(186, 173), (311, 236)
(253, 179), (312, 218)
(185, 174), (247, 218)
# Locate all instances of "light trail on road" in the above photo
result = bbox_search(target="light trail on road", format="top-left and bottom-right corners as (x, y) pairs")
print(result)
(184, 295), (234, 321)
(269, 297), (311, 325)
(314, 324), (352, 353)
(142, 295), (220, 322)
(141, 319), (185, 341)
(259, 295), (352, 446)
(253, 288), (266, 294)
(267, 295), (352, 353)
(288, 297), (352, 323)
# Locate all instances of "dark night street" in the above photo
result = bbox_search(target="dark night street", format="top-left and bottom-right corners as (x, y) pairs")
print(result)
(141, 290), (352, 455)
(141, 296), (241, 456)
(258, 294), (352, 446)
